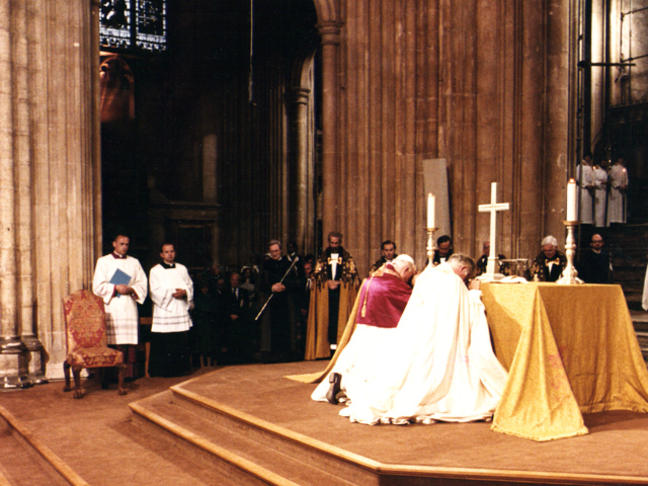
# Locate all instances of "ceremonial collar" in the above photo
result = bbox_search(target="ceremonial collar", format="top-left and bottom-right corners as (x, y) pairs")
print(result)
(112, 252), (127, 259)
(161, 261), (176, 269)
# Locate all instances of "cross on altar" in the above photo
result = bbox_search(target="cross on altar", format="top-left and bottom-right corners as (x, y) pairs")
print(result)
(478, 182), (510, 276)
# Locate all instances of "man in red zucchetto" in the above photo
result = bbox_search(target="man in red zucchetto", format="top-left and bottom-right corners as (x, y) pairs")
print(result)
(310, 254), (416, 404)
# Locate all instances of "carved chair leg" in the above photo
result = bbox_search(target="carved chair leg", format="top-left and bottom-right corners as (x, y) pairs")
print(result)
(62, 361), (72, 392)
(117, 364), (127, 395)
(72, 366), (85, 399)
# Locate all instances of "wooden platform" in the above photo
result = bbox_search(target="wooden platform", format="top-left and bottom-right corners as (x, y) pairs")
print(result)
(129, 360), (648, 485)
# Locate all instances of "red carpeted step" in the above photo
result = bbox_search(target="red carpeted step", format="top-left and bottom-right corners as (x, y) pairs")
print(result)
(129, 390), (363, 486)
(0, 420), (71, 486)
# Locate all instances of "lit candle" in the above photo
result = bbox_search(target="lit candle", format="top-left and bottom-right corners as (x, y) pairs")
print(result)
(566, 178), (577, 222)
(427, 193), (435, 229)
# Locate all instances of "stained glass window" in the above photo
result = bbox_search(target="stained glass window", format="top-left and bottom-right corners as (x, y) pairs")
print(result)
(100, 0), (167, 53)
(135, 0), (167, 52)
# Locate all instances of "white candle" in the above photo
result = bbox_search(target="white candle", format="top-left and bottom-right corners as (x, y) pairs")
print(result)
(566, 178), (577, 221)
(427, 193), (435, 229)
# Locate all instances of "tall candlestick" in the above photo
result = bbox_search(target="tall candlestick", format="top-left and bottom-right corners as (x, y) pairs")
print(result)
(427, 193), (435, 229)
(566, 178), (577, 222)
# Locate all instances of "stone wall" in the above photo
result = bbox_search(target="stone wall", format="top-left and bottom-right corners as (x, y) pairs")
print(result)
(315, 0), (573, 274)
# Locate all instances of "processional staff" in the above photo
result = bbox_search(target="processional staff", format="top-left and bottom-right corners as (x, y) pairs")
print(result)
(254, 256), (300, 321)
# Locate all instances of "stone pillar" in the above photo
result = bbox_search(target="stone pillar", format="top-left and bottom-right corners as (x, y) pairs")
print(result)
(0, 0), (31, 388)
(17, 0), (45, 384)
(317, 19), (342, 246)
(0, 0), (100, 384)
(202, 134), (218, 201)
(289, 85), (314, 256)
(202, 134), (220, 263)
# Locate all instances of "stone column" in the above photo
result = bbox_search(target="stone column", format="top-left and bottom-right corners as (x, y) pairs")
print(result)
(202, 134), (220, 264)
(317, 19), (342, 246)
(0, 0), (100, 384)
(0, 0), (30, 388)
(289, 85), (314, 255)
(17, 0), (45, 384)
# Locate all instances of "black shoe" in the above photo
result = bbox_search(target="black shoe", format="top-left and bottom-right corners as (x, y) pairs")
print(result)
(326, 372), (342, 404)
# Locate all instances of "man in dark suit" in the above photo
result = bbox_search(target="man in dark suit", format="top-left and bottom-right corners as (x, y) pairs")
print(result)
(577, 233), (612, 283)
(226, 271), (252, 363)
(433, 235), (454, 265)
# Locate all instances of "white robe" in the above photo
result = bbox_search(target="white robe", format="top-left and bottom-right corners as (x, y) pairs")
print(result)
(341, 263), (508, 424)
(92, 254), (148, 345)
(149, 263), (194, 333)
(311, 324), (400, 402)
(576, 163), (594, 224)
(592, 165), (608, 227)
(607, 163), (628, 224)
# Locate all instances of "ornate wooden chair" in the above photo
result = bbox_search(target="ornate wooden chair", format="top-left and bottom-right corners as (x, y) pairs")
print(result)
(62, 289), (126, 398)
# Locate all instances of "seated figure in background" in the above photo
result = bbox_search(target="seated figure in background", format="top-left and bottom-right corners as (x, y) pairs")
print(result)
(311, 254), (416, 404)
(531, 235), (566, 282)
(337, 254), (508, 425)
(369, 240), (398, 273)
(577, 233), (611, 284)
(475, 241), (506, 276)
(432, 235), (453, 265)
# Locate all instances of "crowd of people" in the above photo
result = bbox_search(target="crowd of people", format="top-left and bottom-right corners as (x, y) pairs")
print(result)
(90, 225), (615, 386)
(90, 232), (360, 381)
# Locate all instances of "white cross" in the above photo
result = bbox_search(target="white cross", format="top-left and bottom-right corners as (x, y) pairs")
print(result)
(478, 182), (510, 276)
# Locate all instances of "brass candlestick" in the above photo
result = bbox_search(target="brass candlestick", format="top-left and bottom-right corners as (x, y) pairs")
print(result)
(426, 227), (438, 267)
(556, 220), (582, 285)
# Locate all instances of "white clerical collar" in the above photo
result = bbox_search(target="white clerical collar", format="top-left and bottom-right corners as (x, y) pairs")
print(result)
(330, 252), (339, 279)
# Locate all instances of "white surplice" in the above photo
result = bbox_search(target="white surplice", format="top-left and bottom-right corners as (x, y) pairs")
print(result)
(576, 163), (594, 224)
(592, 165), (608, 227)
(607, 163), (628, 224)
(92, 254), (148, 345)
(149, 263), (194, 333)
(341, 263), (508, 424)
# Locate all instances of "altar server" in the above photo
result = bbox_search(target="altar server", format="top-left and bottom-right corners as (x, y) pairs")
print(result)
(149, 242), (194, 376)
(92, 234), (148, 346)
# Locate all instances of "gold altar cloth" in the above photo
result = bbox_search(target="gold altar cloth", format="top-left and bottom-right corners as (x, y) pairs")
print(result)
(481, 282), (648, 441)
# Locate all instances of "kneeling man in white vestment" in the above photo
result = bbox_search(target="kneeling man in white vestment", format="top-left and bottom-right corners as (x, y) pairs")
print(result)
(311, 254), (416, 403)
(339, 254), (508, 425)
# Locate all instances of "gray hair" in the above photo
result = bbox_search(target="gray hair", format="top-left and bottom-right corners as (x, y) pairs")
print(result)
(541, 235), (558, 248)
(391, 254), (416, 274)
(448, 253), (475, 273)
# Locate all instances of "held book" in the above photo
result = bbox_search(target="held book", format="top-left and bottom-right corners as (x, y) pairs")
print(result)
(110, 268), (132, 297)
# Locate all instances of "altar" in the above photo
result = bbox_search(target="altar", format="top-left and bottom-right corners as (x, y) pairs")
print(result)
(481, 282), (648, 441)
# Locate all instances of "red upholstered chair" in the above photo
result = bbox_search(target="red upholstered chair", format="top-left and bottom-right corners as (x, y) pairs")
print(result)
(62, 290), (126, 398)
